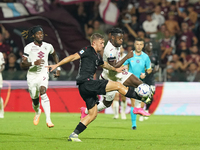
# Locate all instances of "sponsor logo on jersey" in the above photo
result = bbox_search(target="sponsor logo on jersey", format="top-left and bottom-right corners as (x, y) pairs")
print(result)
(136, 60), (140, 63)
(38, 51), (45, 59)
(110, 48), (113, 51)
(80, 50), (84, 54)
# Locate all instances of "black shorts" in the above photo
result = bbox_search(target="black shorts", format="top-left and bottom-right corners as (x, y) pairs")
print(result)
(78, 79), (109, 110)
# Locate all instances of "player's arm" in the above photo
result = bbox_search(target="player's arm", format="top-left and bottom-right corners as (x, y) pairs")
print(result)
(0, 64), (4, 72)
(47, 53), (80, 72)
(51, 51), (60, 77)
(108, 50), (133, 68)
(101, 61), (126, 73)
(21, 56), (44, 69)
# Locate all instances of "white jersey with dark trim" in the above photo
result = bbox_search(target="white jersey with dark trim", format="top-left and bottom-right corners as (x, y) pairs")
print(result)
(23, 42), (54, 75)
(101, 41), (121, 80)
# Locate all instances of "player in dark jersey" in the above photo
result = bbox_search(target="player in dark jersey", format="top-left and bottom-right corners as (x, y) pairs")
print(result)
(142, 42), (159, 120)
(46, 33), (149, 142)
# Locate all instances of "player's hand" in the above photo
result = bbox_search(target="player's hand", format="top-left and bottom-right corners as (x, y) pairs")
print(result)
(46, 64), (59, 72)
(34, 59), (44, 66)
(54, 70), (60, 78)
(126, 50), (133, 59)
(115, 66), (127, 73)
(140, 73), (146, 79)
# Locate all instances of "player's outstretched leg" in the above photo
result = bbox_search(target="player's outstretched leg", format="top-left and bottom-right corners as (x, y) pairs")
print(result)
(32, 98), (41, 125)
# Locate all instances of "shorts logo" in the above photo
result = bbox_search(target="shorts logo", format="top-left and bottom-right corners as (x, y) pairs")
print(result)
(136, 60), (140, 63)
(43, 77), (46, 81)
(80, 50), (84, 54)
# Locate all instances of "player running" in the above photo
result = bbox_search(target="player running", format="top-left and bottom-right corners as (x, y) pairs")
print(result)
(21, 25), (60, 128)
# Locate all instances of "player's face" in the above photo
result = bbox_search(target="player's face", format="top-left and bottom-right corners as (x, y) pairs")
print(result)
(113, 33), (123, 47)
(34, 31), (44, 43)
(134, 41), (144, 53)
(95, 38), (105, 52)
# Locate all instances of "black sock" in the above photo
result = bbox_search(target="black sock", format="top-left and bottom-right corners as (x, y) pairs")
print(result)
(125, 87), (140, 99)
(32, 98), (39, 106)
(74, 122), (87, 135)
(146, 98), (153, 110)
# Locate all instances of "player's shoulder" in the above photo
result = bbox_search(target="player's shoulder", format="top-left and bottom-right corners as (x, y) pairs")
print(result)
(104, 41), (114, 51)
(42, 41), (52, 47)
(24, 42), (34, 49)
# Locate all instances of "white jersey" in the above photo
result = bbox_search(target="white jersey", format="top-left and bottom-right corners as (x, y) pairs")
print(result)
(101, 41), (121, 81)
(0, 52), (5, 88)
(23, 41), (54, 75)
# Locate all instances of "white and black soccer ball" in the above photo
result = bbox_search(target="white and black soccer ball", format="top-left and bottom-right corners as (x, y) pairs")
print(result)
(136, 83), (150, 98)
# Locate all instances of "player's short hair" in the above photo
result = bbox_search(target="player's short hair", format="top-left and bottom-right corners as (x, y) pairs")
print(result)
(135, 37), (144, 43)
(109, 28), (124, 36)
(21, 25), (43, 39)
(90, 33), (104, 44)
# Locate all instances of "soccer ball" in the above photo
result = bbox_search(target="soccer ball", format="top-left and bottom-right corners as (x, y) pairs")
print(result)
(136, 83), (150, 98)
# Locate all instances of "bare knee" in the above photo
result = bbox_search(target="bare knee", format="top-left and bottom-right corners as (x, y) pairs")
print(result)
(39, 86), (46, 95)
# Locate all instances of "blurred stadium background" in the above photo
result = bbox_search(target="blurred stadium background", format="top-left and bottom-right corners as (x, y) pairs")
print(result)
(0, 0), (200, 116)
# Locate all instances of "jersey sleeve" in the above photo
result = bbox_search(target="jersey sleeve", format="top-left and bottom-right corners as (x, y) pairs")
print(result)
(23, 46), (30, 58)
(49, 44), (54, 54)
(98, 54), (104, 66)
(105, 48), (116, 61)
(0, 52), (5, 65)
(145, 55), (151, 70)
(77, 47), (89, 58)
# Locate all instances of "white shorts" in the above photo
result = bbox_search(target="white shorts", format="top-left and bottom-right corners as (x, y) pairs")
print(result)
(100, 71), (132, 101)
(0, 74), (2, 88)
(27, 73), (49, 99)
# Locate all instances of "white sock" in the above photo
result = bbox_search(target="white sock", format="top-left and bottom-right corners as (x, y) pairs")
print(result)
(32, 102), (40, 114)
(41, 94), (51, 123)
(0, 97), (4, 115)
(135, 100), (141, 108)
(121, 101), (127, 114)
(85, 101), (107, 114)
(113, 101), (119, 116)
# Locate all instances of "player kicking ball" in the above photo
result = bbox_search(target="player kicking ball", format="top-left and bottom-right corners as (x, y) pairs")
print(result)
(46, 33), (151, 142)
(21, 25), (60, 128)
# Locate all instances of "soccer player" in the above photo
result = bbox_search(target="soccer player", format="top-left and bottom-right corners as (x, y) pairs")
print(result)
(140, 42), (159, 121)
(123, 38), (152, 130)
(46, 33), (148, 142)
(21, 25), (60, 128)
(81, 28), (151, 120)
(0, 52), (5, 118)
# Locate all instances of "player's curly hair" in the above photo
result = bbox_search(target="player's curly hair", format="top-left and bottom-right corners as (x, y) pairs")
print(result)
(21, 25), (45, 39)
(109, 28), (124, 36)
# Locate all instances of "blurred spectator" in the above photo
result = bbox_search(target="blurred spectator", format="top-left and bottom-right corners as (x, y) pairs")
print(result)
(156, 24), (167, 41)
(169, 54), (188, 72)
(186, 45), (200, 65)
(187, 4), (198, 25)
(74, 3), (88, 35)
(168, 1), (178, 21)
(151, 5), (165, 28)
(138, 0), (155, 23)
(176, 0), (188, 13)
(142, 13), (158, 39)
(159, 0), (170, 19)
(194, 1), (200, 20)
(186, 62), (200, 82)
(177, 22), (198, 49)
(0, 33), (11, 61)
(179, 10), (194, 31)
(4, 53), (21, 71)
(93, 20), (105, 35)
(165, 12), (180, 36)
(129, 14), (140, 32)
(160, 30), (174, 67)
(85, 25), (94, 41)
(176, 40), (190, 56)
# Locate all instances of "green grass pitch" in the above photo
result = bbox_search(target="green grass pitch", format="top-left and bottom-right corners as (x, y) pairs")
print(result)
(0, 112), (200, 150)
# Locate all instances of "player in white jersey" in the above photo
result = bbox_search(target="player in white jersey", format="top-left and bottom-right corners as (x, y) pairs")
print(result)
(21, 25), (60, 128)
(0, 52), (5, 118)
(81, 28), (152, 120)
